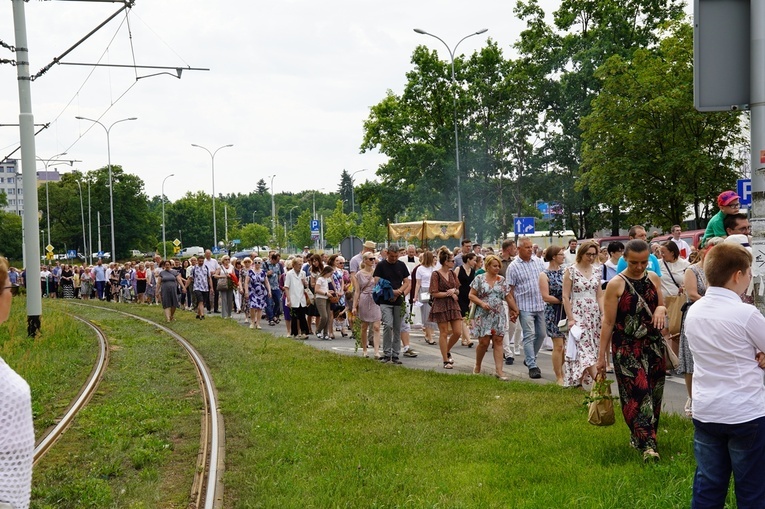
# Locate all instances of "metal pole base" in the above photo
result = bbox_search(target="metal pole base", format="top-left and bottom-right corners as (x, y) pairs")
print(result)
(27, 315), (41, 337)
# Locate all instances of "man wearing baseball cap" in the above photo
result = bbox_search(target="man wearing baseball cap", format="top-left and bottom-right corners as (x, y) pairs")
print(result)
(702, 190), (741, 247)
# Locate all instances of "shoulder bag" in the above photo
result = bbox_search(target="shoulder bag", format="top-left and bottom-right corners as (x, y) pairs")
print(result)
(662, 260), (685, 337)
(619, 274), (679, 370)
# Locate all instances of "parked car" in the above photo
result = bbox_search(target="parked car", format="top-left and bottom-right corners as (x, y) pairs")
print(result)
(651, 229), (705, 251)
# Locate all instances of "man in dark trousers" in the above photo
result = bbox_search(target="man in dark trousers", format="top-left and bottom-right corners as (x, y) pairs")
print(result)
(373, 244), (411, 364)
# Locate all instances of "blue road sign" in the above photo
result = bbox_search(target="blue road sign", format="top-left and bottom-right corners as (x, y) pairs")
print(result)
(97, 251), (104, 257)
(232, 239), (241, 245)
(310, 219), (320, 231)
(212, 247), (221, 255)
(67, 250), (77, 259)
(738, 178), (752, 207)
(514, 217), (536, 235)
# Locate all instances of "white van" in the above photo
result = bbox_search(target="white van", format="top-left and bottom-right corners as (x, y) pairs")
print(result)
(179, 246), (205, 258)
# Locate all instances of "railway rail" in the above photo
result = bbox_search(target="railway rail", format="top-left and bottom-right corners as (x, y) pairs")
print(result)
(50, 304), (225, 509)
(32, 315), (109, 464)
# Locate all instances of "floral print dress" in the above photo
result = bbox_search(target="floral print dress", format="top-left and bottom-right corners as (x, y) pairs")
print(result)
(612, 274), (666, 453)
(248, 268), (268, 310)
(469, 274), (510, 337)
(563, 266), (601, 387)
(543, 268), (565, 337)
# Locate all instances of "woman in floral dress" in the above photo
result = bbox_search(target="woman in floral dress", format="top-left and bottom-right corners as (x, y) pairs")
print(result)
(562, 240), (603, 388)
(539, 245), (566, 385)
(596, 240), (667, 462)
(245, 257), (271, 329)
(469, 255), (514, 380)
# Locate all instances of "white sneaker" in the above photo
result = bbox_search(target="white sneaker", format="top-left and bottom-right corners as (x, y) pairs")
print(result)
(249, 323), (255, 329)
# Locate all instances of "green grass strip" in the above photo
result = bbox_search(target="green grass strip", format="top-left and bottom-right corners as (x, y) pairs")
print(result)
(108, 303), (699, 509)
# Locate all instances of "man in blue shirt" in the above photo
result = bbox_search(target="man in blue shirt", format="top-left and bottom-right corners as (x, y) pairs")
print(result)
(615, 225), (662, 276)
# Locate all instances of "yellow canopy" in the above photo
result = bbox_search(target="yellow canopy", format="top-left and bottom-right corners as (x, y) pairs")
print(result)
(388, 220), (465, 245)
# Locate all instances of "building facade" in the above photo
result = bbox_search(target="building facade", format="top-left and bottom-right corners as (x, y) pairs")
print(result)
(0, 159), (22, 216)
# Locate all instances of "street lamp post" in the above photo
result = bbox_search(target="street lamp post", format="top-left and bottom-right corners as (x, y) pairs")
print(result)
(269, 174), (276, 237)
(414, 28), (488, 222)
(75, 179), (87, 263)
(37, 152), (68, 247)
(76, 116), (137, 259)
(349, 169), (368, 256)
(191, 143), (233, 250)
(289, 205), (299, 229)
(161, 173), (174, 259)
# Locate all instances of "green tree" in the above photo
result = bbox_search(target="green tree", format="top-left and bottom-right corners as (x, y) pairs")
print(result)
(290, 209), (313, 251)
(0, 211), (22, 260)
(229, 223), (271, 248)
(579, 22), (745, 230)
(324, 200), (358, 248)
(514, 0), (686, 236)
(357, 204), (388, 244)
(337, 170), (353, 214)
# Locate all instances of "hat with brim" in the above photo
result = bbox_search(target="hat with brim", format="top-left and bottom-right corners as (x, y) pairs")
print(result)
(718, 190), (740, 207)
(363, 240), (376, 250)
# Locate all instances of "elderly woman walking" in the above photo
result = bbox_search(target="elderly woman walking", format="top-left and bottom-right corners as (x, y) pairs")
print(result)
(245, 257), (271, 329)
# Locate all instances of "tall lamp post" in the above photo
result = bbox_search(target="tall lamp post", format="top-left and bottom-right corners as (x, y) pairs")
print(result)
(36, 152), (68, 247)
(75, 179), (87, 263)
(269, 174), (276, 238)
(349, 168), (368, 256)
(76, 116), (137, 259)
(414, 28), (488, 222)
(161, 173), (174, 259)
(191, 143), (233, 250)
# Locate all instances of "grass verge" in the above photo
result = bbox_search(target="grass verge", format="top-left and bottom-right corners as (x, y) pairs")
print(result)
(99, 303), (701, 509)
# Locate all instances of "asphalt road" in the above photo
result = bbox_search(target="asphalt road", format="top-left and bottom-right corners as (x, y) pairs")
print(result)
(229, 310), (690, 416)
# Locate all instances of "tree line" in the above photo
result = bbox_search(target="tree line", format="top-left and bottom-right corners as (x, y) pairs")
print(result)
(360, 0), (746, 241)
(0, 168), (388, 262)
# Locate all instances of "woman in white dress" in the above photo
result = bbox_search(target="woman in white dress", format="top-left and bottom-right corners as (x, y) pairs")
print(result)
(562, 241), (603, 388)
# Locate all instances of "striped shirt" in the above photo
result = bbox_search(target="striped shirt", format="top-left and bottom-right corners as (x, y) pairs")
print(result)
(505, 256), (546, 312)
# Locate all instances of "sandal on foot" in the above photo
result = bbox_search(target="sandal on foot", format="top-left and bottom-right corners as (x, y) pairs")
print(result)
(494, 373), (509, 381)
(425, 339), (436, 345)
(473, 366), (481, 374)
(447, 352), (454, 365)
(443, 362), (454, 370)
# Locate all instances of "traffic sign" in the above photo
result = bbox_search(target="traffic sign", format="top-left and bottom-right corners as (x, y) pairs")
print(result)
(514, 217), (535, 235)
(232, 239), (241, 245)
(97, 250), (104, 257)
(67, 250), (77, 259)
(738, 178), (752, 207)
(173, 238), (181, 247)
(310, 219), (320, 231)
(173, 246), (180, 254)
(46, 244), (54, 253)
(46, 252), (54, 260)
(212, 247), (221, 255)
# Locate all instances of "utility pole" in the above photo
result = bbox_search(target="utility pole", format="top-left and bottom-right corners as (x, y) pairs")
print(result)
(12, 0), (43, 336)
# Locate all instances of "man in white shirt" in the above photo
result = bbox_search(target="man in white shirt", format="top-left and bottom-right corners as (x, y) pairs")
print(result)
(684, 243), (765, 508)
(670, 225), (691, 259)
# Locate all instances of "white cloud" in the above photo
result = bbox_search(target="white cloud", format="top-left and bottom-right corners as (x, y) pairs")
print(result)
(1, 0), (557, 201)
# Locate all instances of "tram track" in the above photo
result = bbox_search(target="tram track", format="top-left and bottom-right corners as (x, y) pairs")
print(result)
(32, 315), (110, 465)
(67, 303), (225, 509)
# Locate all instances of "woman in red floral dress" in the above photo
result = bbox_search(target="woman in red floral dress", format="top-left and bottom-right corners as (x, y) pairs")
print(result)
(597, 239), (668, 462)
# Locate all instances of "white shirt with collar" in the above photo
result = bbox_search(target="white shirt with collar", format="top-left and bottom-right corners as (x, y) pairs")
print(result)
(685, 286), (765, 425)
